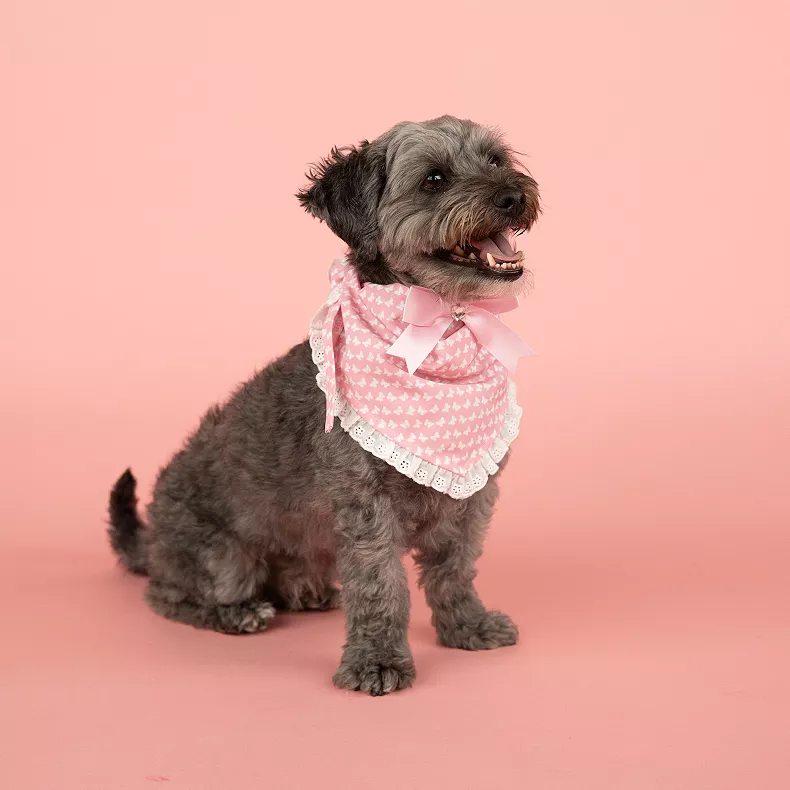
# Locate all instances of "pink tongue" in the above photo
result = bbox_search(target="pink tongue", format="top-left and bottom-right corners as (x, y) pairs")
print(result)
(471, 232), (520, 262)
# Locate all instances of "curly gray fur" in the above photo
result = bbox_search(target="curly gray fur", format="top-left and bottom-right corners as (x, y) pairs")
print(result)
(108, 115), (539, 695)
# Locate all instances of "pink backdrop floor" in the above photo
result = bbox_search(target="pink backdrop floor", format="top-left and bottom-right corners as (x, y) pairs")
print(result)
(3, 453), (788, 790)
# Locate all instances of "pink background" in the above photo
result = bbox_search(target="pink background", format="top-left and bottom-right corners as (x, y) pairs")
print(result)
(2, 1), (789, 788)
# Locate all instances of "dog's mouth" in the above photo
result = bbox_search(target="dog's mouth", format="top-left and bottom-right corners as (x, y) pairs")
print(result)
(433, 232), (525, 279)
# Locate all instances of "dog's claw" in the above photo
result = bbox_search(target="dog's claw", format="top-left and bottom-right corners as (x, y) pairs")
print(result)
(333, 655), (416, 696)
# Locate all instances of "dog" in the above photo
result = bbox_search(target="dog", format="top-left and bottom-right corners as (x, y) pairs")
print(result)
(108, 115), (540, 696)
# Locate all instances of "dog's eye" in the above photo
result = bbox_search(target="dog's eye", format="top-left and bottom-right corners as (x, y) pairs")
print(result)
(422, 170), (445, 191)
(488, 155), (501, 168)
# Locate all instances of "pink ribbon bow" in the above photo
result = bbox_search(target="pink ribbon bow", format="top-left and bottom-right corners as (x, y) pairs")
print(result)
(387, 286), (534, 375)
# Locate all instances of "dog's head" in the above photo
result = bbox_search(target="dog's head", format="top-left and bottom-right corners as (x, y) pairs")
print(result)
(297, 116), (540, 303)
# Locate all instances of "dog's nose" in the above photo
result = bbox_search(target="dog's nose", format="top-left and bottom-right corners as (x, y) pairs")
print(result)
(492, 187), (526, 215)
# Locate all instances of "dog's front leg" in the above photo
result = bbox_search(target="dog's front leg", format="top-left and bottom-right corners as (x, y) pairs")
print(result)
(332, 498), (415, 696)
(414, 488), (518, 650)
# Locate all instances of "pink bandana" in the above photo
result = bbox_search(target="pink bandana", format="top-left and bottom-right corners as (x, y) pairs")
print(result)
(309, 257), (533, 499)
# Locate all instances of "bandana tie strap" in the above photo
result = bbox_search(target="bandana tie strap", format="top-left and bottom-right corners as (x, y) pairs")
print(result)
(318, 298), (342, 432)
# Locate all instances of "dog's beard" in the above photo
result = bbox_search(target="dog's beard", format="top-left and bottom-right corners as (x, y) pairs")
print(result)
(384, 252), (533, 304)
(382, 228), (534, 304)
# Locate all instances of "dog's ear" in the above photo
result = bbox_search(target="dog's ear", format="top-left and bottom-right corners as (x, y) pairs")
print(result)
(296, 141), (386, 263)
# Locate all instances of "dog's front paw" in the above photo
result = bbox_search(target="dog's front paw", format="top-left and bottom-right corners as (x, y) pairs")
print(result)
(333, 648), (416, 696)
(438, 610), (518, 650)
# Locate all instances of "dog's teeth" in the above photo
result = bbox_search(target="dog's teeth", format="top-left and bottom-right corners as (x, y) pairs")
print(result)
(486, 253), (496, 267)
(469, 252), (477, 260)
(454, 245), (465, 256)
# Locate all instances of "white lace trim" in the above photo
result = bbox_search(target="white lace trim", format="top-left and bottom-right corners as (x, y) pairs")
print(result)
(308, 300), (522, 500)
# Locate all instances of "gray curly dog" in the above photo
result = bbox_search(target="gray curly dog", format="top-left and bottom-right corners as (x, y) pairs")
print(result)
(108, 115), (540, 696)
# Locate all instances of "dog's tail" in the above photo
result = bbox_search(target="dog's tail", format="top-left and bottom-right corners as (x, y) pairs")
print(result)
(108, 469), (149, 575)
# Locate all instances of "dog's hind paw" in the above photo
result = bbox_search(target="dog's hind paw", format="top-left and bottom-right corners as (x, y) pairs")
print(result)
(218, 600), (276, 634)
(438, 610), (518, 650)
(302, 584), (342, 611)
(333, 654), (416, 696)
